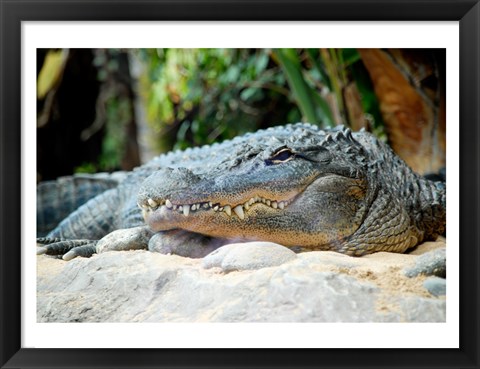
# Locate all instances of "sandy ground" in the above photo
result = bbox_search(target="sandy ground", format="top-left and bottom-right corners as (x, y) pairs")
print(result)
(37, 237), (446, 298)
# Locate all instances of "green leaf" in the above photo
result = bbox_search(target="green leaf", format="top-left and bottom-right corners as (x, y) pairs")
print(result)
(240, 87), (259, 101)
(341, 49), (361, 68)
(178, 120), (191, 140)
(225, 65), (240, 83)
(312, 93), (334, 126)
(273, 49), (333, 126)
(306, 49), (331, 89)
(74, 162), (97, 174)
(273, 49), (319, 124)
(255, 52), (269, 75)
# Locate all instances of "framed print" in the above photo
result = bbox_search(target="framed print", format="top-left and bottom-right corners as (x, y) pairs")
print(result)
(1, 1), (479, 368)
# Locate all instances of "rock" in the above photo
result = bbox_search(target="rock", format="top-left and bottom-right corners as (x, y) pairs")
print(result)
(398, 297), (446, 322)
(202, 241), (297, 271)
(37, 239), (447, 323)
(403, 248), (446, 278)
(423, 276), (447, 296)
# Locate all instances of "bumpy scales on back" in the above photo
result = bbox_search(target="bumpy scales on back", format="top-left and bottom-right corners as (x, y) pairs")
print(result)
(37, 123), (446, 260)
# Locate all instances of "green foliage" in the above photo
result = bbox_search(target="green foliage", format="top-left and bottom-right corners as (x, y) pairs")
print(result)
(74, 162), (97, 174)
(272, 49), (333, 125)
(99, 95), (131, 169)
(69, 48), (388, 176)
(136, 49), (299, 151)
(135, 48), (386, 152)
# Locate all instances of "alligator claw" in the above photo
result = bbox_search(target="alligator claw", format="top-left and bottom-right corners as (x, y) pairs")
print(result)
(36, 238), (97, 257)
(62, 243), (98, 261)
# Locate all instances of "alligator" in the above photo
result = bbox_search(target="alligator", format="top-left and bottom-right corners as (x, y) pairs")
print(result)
(37, 123), (446, 261)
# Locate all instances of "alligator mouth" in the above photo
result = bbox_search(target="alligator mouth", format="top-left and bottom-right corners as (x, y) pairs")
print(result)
(138, 194), (295, 221)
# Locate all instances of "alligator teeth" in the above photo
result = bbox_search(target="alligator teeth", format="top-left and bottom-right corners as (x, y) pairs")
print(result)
(233, 205), (245, 220)
(148, 198), (158, 208)
(154, 194), (290, 217)
(223, 205), (232, 216)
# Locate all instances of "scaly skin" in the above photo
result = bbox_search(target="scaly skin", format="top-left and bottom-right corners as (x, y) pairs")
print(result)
(37, 123), (446, 259)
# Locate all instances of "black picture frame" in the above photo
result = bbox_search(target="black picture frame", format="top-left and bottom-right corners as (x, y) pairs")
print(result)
(1, 1), (479, 368)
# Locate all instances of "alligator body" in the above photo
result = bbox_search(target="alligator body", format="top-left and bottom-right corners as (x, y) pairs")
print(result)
(36, 172), (128, 237)
(37, 123), (446, 260)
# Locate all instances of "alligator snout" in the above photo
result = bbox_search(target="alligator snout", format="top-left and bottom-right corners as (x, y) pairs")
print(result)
(138, 167), (202, 204)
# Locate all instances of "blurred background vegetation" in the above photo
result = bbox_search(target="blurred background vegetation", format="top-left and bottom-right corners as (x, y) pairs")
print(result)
(37, 48), (445, 182)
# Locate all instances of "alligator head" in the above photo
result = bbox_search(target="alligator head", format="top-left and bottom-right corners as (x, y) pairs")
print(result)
(137, 124), (445, 256)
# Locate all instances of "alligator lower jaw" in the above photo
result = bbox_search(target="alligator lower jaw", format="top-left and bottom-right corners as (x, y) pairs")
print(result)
(138, 193), (295, 223)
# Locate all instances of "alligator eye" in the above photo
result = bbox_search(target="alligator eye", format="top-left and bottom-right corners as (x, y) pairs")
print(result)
(266, 148), (295, 165)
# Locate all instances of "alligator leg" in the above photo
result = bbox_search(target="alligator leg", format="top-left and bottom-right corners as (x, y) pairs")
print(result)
(37, 227), (226, 260)
(37, 238), (97, 259)
(94, 226), (153, 255)
(62, 244), (99, 260)
(37, 226), (153, 261)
